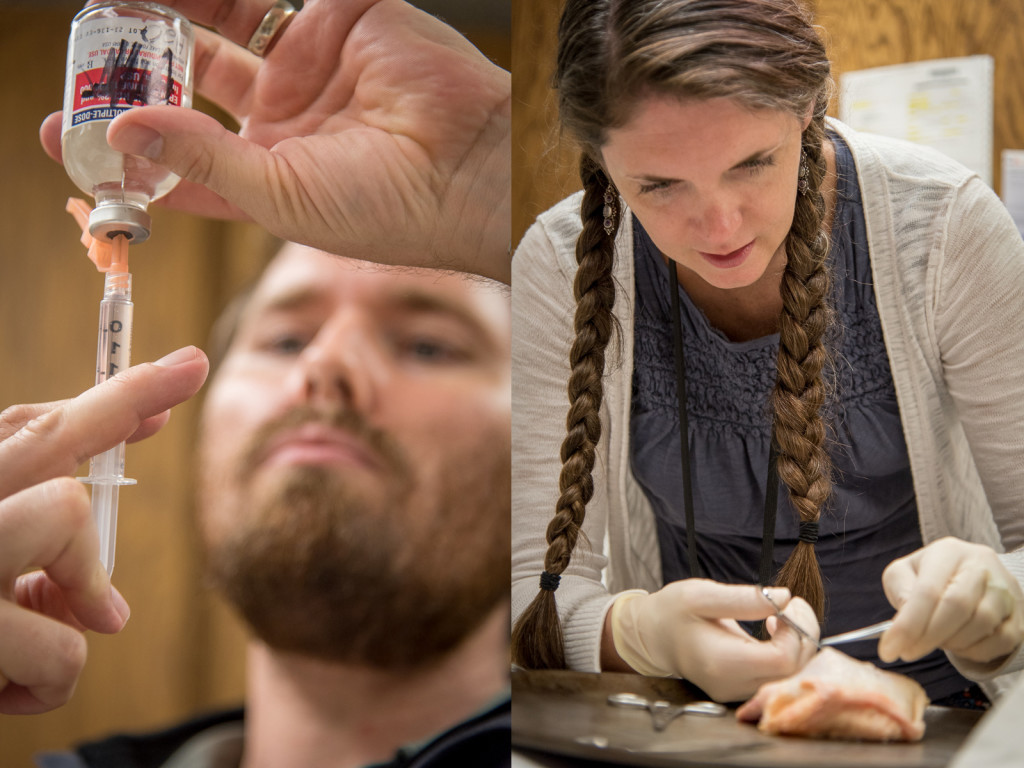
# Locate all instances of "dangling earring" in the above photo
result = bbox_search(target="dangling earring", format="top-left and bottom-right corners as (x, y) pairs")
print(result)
(797, 150), (810, 195)
(603, 185), (617, 236)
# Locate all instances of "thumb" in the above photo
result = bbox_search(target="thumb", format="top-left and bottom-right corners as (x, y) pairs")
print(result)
(881, 552), (919, 611)
(107, 106), (283, 227)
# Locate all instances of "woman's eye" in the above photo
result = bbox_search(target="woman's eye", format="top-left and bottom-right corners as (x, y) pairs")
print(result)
(740, 155), (775, 174)
(638, 180), (673, 195)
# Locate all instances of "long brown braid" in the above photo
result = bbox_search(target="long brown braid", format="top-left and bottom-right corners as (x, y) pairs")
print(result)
(772, 106), (833, 621)
(511, 155), (619, 669)
(514, 0), (835, 668)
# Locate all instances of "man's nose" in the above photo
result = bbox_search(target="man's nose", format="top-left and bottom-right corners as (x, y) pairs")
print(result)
(284, 317), (382, 412)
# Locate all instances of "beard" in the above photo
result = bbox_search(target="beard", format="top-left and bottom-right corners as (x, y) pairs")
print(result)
(200, 406), (510, 671)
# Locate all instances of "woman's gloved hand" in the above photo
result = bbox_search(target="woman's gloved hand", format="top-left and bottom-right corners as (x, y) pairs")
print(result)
(607, 580), (820, 702)
(880, 537), (1024, 672)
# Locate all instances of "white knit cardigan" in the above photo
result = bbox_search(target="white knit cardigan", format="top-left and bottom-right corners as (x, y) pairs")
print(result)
(511, 119), (1024, 698)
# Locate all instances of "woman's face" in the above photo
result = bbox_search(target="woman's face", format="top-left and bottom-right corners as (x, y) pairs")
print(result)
(602, 96), (808, 290)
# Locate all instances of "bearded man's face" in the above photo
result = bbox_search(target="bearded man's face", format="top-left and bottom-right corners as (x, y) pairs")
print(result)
(197, 245), (510, 669)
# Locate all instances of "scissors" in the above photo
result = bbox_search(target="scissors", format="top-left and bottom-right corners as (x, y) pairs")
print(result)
(607, 692), (726, 731)
(759, 586), (894, 648)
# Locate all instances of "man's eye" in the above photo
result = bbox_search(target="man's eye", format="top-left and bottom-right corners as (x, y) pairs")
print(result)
(262, 335), (308, 355)
(400, 337), (465, 363)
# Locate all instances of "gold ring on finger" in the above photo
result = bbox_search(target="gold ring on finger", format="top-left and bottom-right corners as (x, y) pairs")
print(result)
(247, 0), (298, 58)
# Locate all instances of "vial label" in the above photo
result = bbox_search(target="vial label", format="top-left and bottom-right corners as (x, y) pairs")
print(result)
(63, 17), (189, 136)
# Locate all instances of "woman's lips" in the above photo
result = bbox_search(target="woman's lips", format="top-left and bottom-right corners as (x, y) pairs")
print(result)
(698, 240), (755, 269)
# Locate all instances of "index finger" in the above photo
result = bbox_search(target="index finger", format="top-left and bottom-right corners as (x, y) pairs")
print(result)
(0, 402), (64, 443)
(135, 0), (373, 51)
(0, 401), (172, 447)
(0, 347), (208, 500)
(89, 0), (279, 47)
(683, 581), (794, 622)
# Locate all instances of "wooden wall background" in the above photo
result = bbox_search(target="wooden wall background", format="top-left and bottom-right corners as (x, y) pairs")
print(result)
(512, 0), (1024, 248)
(0, 4), (509, 766)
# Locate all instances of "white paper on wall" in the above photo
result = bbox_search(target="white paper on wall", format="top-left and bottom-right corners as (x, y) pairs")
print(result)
(839, 55), (994, 187)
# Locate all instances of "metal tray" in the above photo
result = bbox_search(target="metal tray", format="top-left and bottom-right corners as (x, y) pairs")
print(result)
(512, 668), (983, 767)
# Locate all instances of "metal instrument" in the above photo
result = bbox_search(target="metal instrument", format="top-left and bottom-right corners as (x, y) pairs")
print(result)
(760, 585), (895, 648)
(821, 620), (895, 647)
(607, 692), (726, 731)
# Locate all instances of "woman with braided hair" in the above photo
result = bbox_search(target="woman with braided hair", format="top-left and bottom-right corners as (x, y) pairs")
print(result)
(512, 0), (1024, 706)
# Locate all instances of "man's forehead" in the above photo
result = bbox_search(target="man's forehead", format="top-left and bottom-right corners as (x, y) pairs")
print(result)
(249, 245), (509, 329)
(252, 245), (362, 301)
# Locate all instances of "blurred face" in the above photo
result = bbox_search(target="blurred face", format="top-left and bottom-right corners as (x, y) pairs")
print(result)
(602, 96), (808, 290)
(197, 244), (510, 669)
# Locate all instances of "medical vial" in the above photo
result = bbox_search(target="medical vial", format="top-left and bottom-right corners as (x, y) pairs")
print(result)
(62, 2), (194, 244)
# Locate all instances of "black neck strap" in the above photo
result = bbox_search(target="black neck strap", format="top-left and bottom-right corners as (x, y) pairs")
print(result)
(666, 258), (780, 585)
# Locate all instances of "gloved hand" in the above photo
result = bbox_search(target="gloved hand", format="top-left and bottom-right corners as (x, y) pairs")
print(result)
(608, 580), (819, 702)
(880, 537), (1024, 670)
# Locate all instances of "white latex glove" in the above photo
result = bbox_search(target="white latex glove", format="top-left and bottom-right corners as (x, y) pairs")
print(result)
(609, 580), (820, 702)
(880, 537), (1024, 669)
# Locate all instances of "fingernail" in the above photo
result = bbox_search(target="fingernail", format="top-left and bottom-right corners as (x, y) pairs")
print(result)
(110, 123), (164, 160)
(154, 346), (198, 367)
(111, 586), (131, 625)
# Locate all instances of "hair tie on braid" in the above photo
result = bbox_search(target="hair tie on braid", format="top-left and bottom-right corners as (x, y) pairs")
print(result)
(798, 521), (819, 544)
(539, 571), (561, 591)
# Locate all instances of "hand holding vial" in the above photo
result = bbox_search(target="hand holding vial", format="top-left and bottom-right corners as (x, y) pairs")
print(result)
(40, 0), (512, 282)
(61, 1), (195, 244)
(0, 347), (207, 714)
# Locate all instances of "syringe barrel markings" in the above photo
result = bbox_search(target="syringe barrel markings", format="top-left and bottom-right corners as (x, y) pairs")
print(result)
(84, 270), (135, 574)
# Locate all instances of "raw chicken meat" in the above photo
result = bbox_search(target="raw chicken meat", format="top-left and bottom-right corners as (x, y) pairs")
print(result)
(736, 647), (929, 742)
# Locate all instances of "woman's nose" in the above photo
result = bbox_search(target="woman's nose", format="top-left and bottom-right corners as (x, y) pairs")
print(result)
(692, 194), (741, 246)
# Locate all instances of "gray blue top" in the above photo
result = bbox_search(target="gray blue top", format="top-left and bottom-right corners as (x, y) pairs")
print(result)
(629, 132), (969, 700)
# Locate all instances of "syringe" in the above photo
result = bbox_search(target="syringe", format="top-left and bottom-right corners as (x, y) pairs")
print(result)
(66, 199), (140, 575)
(79, 260), (137, 575)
